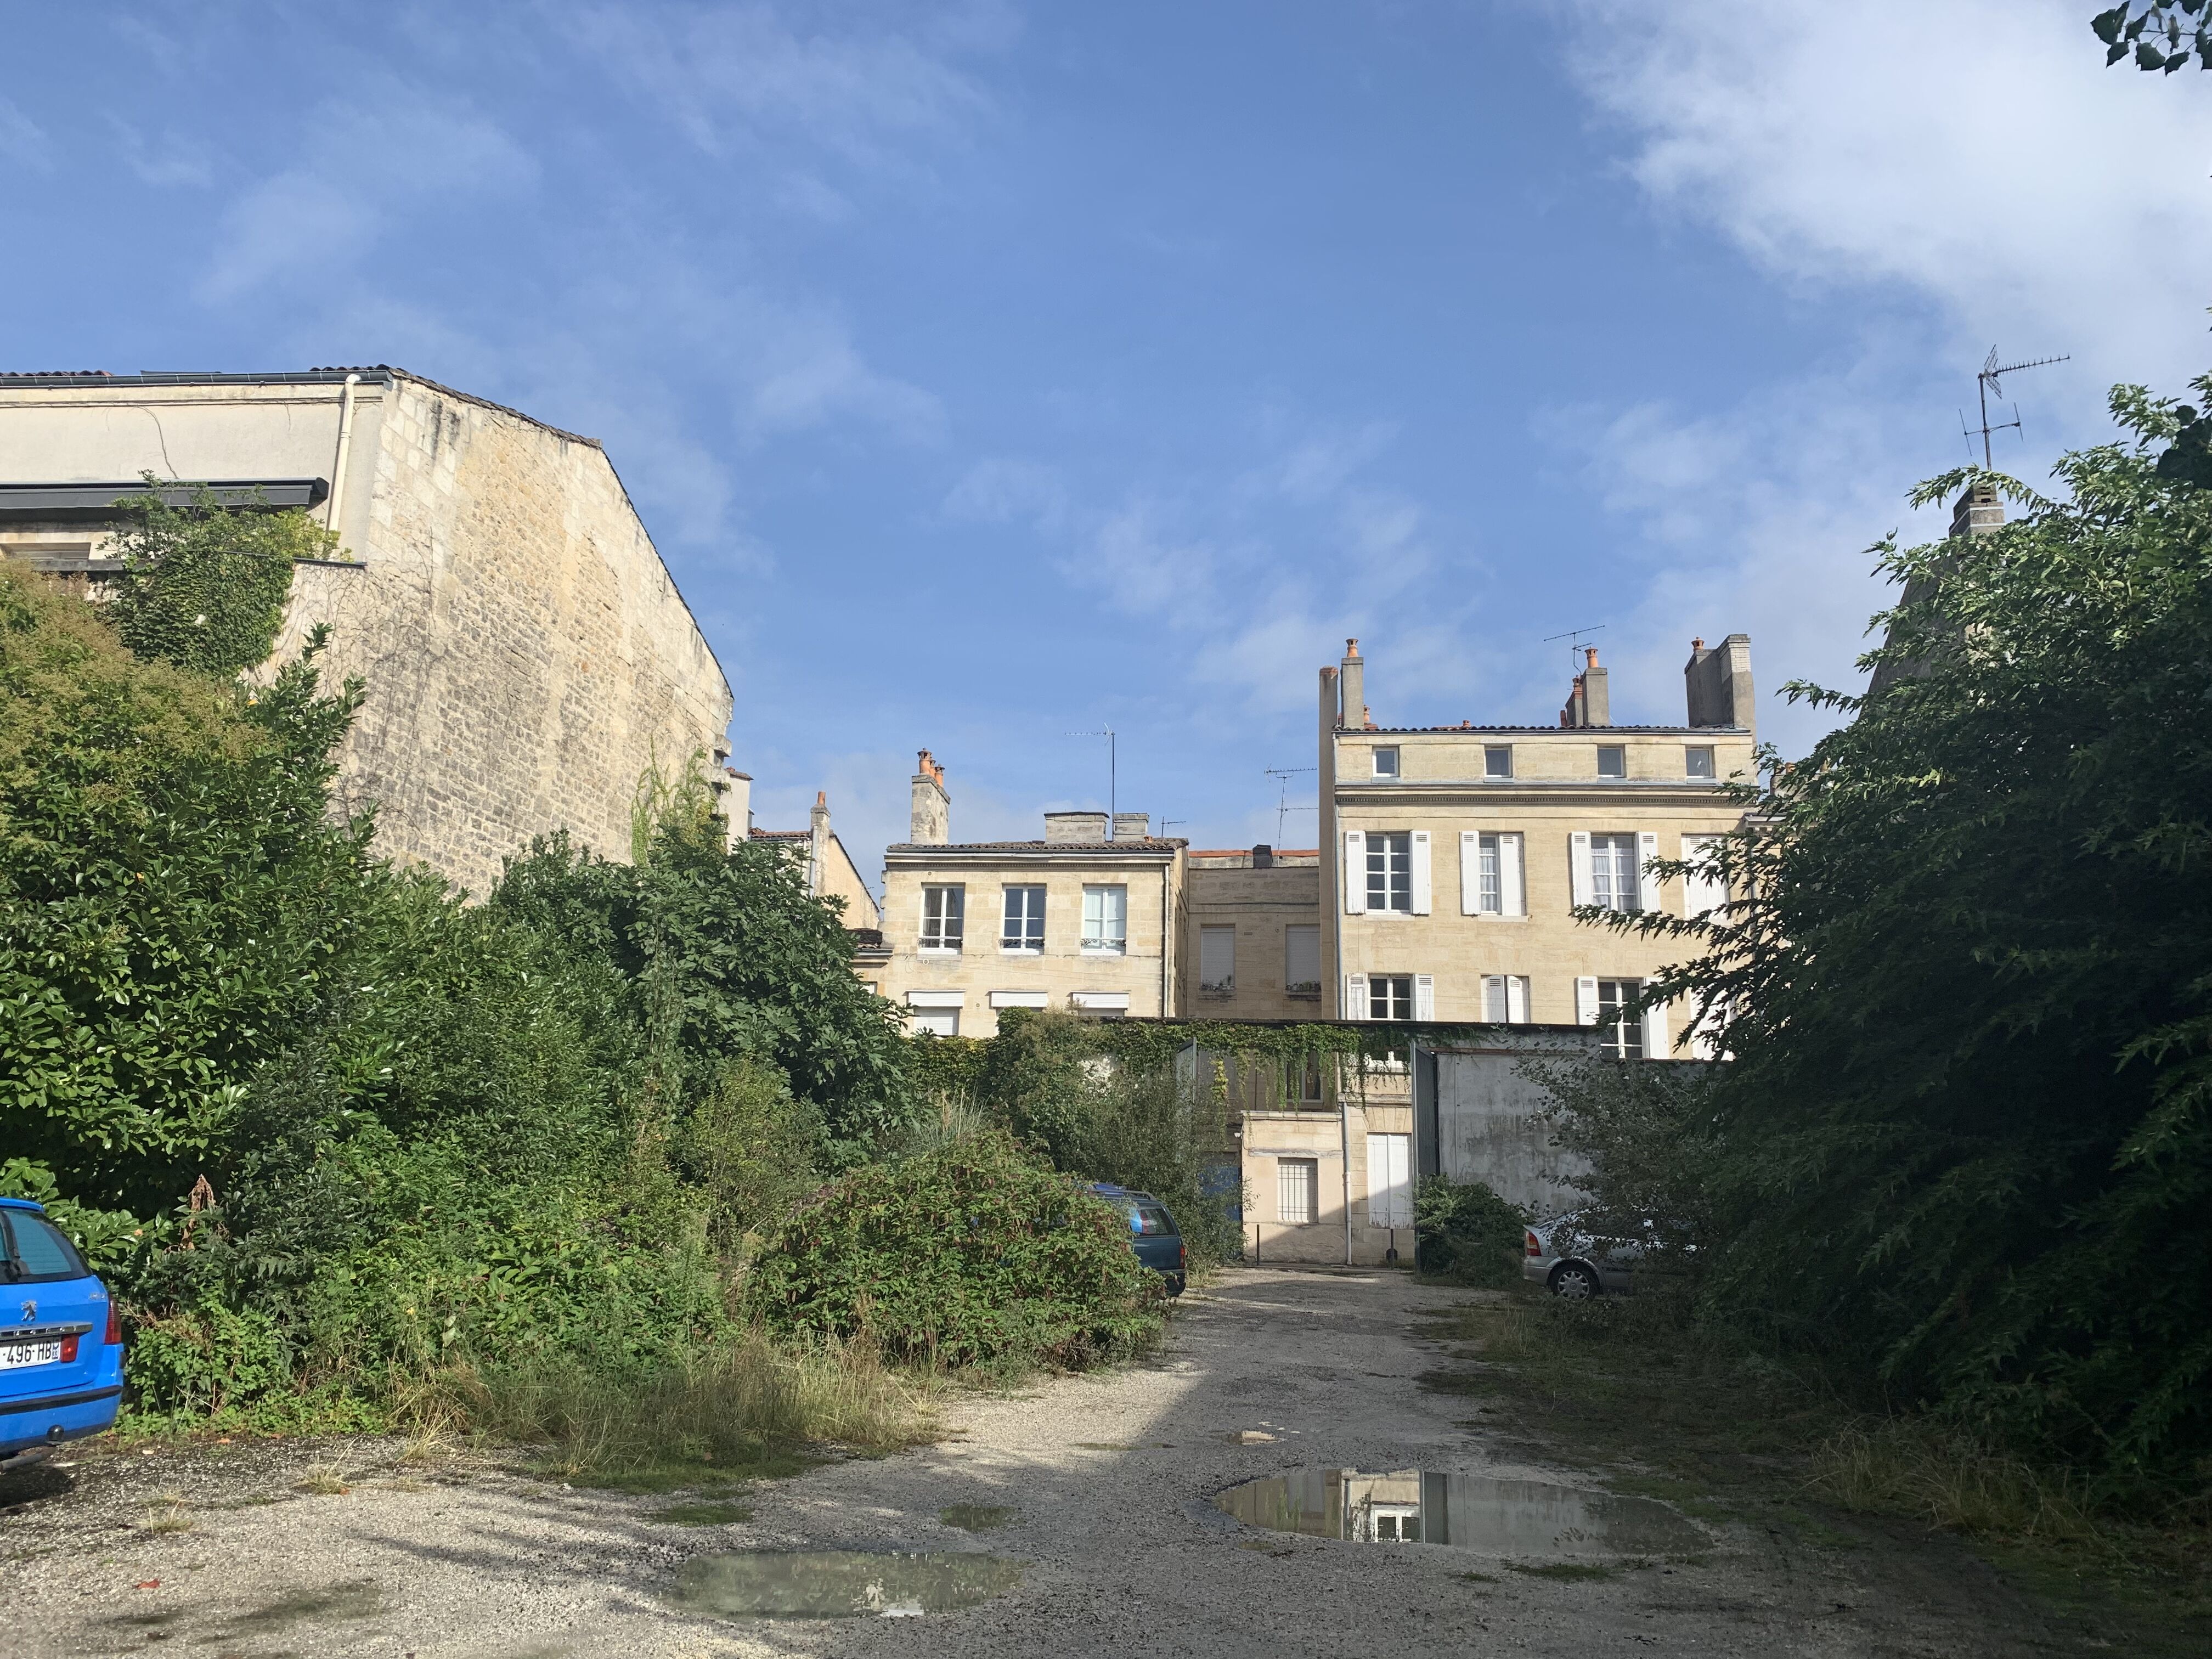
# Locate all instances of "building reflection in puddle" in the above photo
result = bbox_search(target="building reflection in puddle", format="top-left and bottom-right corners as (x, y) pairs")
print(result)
(1213, 1469), (1706, 1557)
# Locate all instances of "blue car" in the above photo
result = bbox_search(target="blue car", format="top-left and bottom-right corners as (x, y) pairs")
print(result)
(1, 1198), (123, 1470)
(1089, 1184), (1186, 1296)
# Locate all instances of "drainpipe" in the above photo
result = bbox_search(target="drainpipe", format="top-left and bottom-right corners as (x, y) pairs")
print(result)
(1159, 855), (1171, 1017)
(325, 374), (360, 537)
(1341, 1084), (1354, 1266)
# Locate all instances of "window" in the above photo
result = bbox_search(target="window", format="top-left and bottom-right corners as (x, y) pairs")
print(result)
(1685, 745), (1716, 779)
(909, 1007), (960, 1037)
(1372, 746), (1400, 777)
(1366, 832), (1412, 912)
(1081, 884), (1128, 953)
(1483, 744), (1513, 779)
(1596, 744), (1627, 778)
(1199, 925), (1235, 998)
(1477, 834), (1501, 913)
(1277, 1157), (1318, 1225)
(919, 884), (964, 952)
(1285, 924), (1321, 997)
(1483, 974), (1530, 1024)
(1597, 979), (1644, 1059)
(1294, 1051), (1325, 1103)
(1001, 884), (1046, 953)
(0, 1210), (88, 1282)
(1590, 833), (1640, 912)
(1369, 974), (1413, 1020)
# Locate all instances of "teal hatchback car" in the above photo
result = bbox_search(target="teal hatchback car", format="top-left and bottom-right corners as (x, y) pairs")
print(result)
(1090, 1183), (1186, 1296)
(0, 1198), (123, 1470)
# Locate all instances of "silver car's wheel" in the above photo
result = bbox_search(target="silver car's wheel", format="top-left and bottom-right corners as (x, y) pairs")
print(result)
(1549, 1262), (1599, 1300)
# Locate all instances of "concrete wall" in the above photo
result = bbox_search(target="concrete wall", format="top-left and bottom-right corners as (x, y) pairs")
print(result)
(0, 371), (734, 898)
(1429, 1046), (1592, 1218)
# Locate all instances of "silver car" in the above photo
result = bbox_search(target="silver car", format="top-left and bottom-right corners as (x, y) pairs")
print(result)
(1522, 1210), (1650, 1299)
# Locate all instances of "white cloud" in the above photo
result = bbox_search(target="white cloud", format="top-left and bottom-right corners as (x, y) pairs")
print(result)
(199, 89), (538, 301)
(941, 456), (1068, 528)
(0, 98), (52, 172)
(1545, 0), (2212, 756)
(111, 120), (215, 188)
(747, 322), (944, 443)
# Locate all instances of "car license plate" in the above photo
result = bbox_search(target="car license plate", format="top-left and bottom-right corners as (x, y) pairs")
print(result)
(0, 1341), (63, 1368)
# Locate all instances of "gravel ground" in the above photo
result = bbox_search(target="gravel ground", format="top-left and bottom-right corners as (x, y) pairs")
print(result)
(0, 1266), (2079, 1657)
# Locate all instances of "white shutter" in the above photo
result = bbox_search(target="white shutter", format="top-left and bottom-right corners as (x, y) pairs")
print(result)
(1482, 974), (1504, 1021)
(1569, 831), (1594, 906)
(1683, 834), (1725, 918)
(1410, 831), (1431, 914)
(1644, 995), (1668, 1059)
(1575, 975), (1599, 1026)
(1638, 830), (1660, 912)
(1500, 832), (1526, 916)
(1343, 830), (1367, 915)
(1345, 972), (1367, 1020)
(1413, 974), (1435, 1020)
(1367, 1132), (1412, 1228)
(1506, 975), (1530, 1024)
(1459, 832), (1481, 916)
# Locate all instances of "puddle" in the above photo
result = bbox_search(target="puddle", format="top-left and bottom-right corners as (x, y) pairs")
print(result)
(673, 1550), (1023, 1619)
(1212, 1470), (1706, 1557)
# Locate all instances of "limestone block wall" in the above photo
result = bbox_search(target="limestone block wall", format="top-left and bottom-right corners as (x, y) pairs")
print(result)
(274, 376), (732, 895)
(1184, 854), (1323, 1020)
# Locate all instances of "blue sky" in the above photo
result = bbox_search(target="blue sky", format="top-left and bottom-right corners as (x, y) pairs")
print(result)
(5, 2), (2209, 883)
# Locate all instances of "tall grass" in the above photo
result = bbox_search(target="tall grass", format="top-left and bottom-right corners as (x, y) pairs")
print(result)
(1813, 1420), (2103, 1545)
(411, 1330), (932, 1486)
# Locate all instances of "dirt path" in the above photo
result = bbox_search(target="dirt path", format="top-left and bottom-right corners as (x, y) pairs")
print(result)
(1, 1267), (2080, 1657)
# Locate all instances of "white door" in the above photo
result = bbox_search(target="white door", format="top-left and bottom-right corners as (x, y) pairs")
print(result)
(1366, 1132), (1412, 1229)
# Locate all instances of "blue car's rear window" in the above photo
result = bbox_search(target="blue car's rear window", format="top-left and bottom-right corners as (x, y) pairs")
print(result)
(1130, 1203), (1175, 1237)
(2, 1211), (88, 1282)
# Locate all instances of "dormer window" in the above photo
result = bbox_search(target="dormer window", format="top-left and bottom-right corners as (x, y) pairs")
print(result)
(1596, 744), (1627, 778)
(1372, 747), (1400, 778)
(1685, 745), (1716, 779)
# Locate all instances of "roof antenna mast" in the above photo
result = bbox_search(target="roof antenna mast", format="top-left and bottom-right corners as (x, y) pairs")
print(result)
(1264, 766), (1317, 848)
(1963, 346), (2069, 470)
(1542, 624), (1607, 675)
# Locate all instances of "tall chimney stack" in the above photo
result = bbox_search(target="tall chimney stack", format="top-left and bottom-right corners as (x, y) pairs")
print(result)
(1338, 638), (1365, 730)
(910, 750), (950, 845)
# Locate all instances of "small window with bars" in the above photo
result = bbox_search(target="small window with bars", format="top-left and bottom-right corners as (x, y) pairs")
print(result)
(1365, 832), (1412, 912)
(920, 884), (964, 952)
(1277, 1157), (1318, 1225)
(1001, 885), (1046, 952)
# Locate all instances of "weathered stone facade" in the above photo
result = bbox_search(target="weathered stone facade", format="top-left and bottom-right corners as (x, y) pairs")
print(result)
(0, 369), (733, 896)
(1183, 847), (1323, 1019)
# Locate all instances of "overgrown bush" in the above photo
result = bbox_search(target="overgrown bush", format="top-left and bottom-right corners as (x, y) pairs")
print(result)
(746, 1132), (1163, 1370)
(1414, 1175), (1528, 1286)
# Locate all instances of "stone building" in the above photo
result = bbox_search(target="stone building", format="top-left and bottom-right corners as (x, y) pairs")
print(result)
(1317, 635), (1756, 1053)
(741, 786), (883, 938)
(1183, 845), (1323, 1019)
(876, 751), (1187, 1036)
(0, 367), (733, 896)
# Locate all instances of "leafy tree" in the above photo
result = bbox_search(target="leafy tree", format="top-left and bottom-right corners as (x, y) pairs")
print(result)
(106, 478), (338, 677)
(1588, 376), (2212, 1485)
(2091, 3), (2211, 71)
(0, 563), (371, 1211)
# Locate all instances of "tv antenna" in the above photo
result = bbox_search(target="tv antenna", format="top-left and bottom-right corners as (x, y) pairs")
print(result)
(1064, 727), (1115, 826)
(1962, 347), (2069, 469)
(1264, 766), (1317, 848)
(1542, 624), (1607, 672)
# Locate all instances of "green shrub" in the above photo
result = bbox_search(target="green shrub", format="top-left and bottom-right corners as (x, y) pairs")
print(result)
(1414, 1175), (1528, 1286)
(746, 1132), (1163, 1369)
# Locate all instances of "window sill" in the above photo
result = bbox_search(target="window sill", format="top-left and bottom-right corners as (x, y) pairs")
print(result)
(918, 947), (963, 957)
(1080, 946), (1129, 957)
(999, 947), (1044, 956)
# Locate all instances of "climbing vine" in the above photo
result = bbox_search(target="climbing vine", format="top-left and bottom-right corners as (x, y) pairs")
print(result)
(106, 476), (340, 678)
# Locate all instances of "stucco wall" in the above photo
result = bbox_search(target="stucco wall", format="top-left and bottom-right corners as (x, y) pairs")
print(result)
(1430, 1047), (1591, 1217)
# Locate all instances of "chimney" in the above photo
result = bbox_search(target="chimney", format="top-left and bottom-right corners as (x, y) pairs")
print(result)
(719, 768), (753, 849)
(1560, 646), (1609, 727)
(1685, 633), (1755, 734)
(1338, 638), (1365, 731)
(1113, 812), (1150, 840)
(1251, 843), (1274, 869)
(1950, 482), (2004, 539)
(910, 750), (950, 845)
(1045, 810), (1109, 844)
(808, 790), (830, 896)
